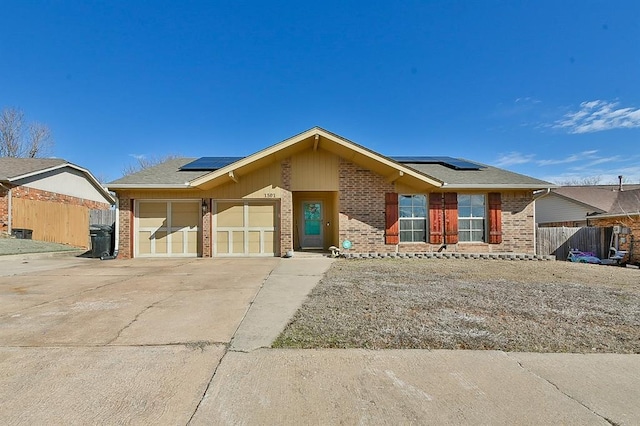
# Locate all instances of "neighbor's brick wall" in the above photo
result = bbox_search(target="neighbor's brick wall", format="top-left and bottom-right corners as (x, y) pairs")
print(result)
(280, 158), (293, 255)
(118, 196), (132, 259)
(590, 216), (640, 264)
(0, 184), (11, 233)
(1, 184), (110, 234)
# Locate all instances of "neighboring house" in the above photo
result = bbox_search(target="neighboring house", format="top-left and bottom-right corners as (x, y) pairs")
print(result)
(107, 127), (552, 259)
(0, 158), (114, 247)
(536, 185), (640, 227)
(536, 185), (640, 264)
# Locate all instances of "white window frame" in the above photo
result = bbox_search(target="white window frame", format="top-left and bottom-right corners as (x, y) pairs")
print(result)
(458, 194), (486, 243)
(399, 194), (427, 243)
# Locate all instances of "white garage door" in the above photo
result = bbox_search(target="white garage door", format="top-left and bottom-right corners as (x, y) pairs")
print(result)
(214, 201), (277, 256)
(136, 200), (199, 257)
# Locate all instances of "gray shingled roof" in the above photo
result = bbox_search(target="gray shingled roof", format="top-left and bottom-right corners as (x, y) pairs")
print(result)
(404, 162), (552, 188)
(0, 158), (67, 180)
(108, 155), (552, 189)
(551, 186), (619, 212)
(608, 189), (640, 215)
(107, 157), (207, 186)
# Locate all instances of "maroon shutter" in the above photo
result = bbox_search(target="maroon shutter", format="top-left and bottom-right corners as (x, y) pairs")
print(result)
(444, 192), (458, 244)
(429, 194), (443, 244)
(488, 192), (502, 244)
(385, 193), (399, 244)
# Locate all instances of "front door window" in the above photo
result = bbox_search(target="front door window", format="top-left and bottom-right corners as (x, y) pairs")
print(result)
(301, 201), (323, 249)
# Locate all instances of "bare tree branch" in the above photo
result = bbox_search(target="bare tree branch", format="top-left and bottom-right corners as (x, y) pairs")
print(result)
(558, 176), (602, 186)
(0, 107), (55, 158)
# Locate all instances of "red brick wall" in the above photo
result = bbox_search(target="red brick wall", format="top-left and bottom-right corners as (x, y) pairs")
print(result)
(280, 158), (293, 255)
(0, 185), (10, 233)
(202, 200), (211, 258)
(338, 159), (395, 252)
(118, 197), (132, 259)
(590, 216), (640, 264)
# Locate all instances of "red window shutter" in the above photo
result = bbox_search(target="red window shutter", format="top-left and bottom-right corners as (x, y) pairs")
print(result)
(429, 194), (443, 244)
(488, 192), (502, 244)
(385, 193), (399, 244)
(444, 192), (458, 244)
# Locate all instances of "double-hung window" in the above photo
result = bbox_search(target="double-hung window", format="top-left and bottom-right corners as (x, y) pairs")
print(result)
(399, 195), (426, 242)
(458, 194), (485, 242)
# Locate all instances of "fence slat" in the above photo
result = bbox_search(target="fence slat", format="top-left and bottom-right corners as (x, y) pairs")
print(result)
(90, 209), (116, 226)
(536, 226), (608, 260)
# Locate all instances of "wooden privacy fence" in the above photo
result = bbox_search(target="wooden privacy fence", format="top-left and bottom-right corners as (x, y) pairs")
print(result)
(12, 198), (90, 248)
(536, 226), (609, 260)
(90, 208), (116, 226)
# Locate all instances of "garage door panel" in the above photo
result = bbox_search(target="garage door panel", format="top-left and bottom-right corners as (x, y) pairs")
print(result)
(216, 231), (229, 254)
(136, 201), (199, 257)
(217, 203), (244, 227)
(170, 231), (183, 254)
(232, 231), (245, 254)
(139, 231), (152, 254)
(214, 201), (276, 256)
(172, 203), (200, 227)
(139, 203), (167, 228)
(248, 231), (260, 254)
(263, 230), (275, 254)
(248, 204), (276, 227)
(155, 231), (168, 254)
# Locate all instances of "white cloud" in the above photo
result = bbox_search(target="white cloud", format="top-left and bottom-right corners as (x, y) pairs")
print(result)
(536, 150), (599, 166)
(554, 100), (640, 133)
(129, 154), (146, 160)
(494, 152), (535, 166)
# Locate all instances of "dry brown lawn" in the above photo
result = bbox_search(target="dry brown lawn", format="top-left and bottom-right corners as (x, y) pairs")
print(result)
(273, 259), (640, 353)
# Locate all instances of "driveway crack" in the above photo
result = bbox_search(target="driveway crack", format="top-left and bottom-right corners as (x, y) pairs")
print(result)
(107, 293), (175, 345)
(507, 354), (618, 425)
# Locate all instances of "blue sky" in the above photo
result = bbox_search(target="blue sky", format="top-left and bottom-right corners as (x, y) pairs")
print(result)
(1, 1), (639, 184)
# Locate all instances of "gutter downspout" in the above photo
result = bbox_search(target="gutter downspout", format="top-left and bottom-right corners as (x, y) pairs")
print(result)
(7, 187), (11, 236)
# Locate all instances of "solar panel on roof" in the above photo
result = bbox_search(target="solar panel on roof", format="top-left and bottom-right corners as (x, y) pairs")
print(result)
(391, 156), (485, 170)
(179, 157), (244, 171)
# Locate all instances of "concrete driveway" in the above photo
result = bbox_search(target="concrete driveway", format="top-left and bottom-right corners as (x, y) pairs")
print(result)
(0, 256), (279, 425)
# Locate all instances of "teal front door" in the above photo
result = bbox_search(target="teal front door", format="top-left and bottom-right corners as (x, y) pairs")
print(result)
(301, 201), (323, 249)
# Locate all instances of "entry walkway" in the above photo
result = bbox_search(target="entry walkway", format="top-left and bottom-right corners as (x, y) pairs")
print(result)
(230, 257), (335, 352)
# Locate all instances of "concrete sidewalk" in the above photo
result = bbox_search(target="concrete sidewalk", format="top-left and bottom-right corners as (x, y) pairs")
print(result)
(191, 349), (640, 425)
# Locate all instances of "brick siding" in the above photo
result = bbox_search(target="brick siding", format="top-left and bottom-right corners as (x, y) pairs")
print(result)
(280, 158), (293, 255)
(118, 197), (132, 259)
(590, 216), (640, 264)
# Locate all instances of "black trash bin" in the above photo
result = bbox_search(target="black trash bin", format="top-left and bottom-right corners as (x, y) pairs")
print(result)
(90, 225), (113, 258)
